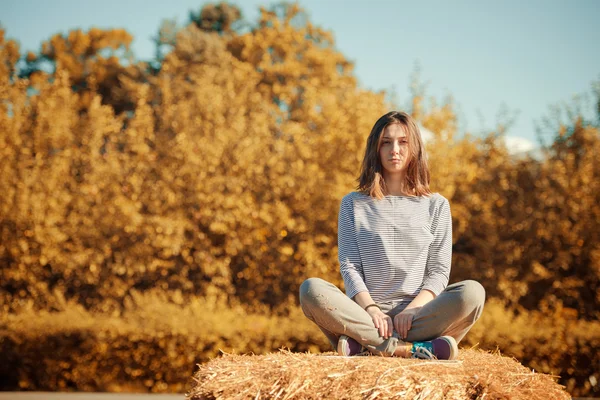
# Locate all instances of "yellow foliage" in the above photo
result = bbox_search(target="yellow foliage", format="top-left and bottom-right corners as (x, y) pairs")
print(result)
(1, 295), (597, 396)
(449, 119), (600, 320)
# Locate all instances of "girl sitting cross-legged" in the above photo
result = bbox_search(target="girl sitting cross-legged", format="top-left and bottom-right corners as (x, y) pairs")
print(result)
(299, 111), (485, 359)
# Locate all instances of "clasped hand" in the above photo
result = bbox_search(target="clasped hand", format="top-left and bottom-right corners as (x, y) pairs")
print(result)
(367, 306), (422, 339)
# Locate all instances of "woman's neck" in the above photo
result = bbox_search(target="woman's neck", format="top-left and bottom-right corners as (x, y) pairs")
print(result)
(383, 173), (413, 196)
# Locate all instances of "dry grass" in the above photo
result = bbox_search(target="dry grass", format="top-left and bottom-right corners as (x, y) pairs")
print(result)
(188, 348), (570, 400)
(2, 297), (596, 396)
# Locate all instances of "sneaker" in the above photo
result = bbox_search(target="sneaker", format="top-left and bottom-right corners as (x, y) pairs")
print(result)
(410, 336), (458, 360)
(337, 335), (367, 356)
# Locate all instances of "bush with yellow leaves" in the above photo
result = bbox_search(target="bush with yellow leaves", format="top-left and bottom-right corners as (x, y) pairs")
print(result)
(1, 295), (598, 397)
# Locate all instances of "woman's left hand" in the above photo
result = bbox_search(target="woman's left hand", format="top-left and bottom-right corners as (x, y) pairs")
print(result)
(394, 307), (421, 339)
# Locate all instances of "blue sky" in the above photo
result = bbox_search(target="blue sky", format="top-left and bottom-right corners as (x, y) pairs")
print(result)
(2, 0), (599, 146)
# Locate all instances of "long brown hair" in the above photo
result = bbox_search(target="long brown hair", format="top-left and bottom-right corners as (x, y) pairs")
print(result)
(357, 111), (431, 199)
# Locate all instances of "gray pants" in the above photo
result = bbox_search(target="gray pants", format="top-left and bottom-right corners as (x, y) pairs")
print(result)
(299, 278), (485, 356)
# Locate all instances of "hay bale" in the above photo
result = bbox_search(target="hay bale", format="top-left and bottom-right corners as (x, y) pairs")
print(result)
(188, 349), (570, 399)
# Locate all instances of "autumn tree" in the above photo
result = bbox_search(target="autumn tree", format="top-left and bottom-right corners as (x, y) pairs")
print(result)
(2, 2), (599, 321)
(448, 94), (600, 320)
(20, 28), (144, 114)
(0, 3), (388, 313)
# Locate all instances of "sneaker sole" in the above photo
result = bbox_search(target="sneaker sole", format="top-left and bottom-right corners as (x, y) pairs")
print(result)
(337, 335), (351, 356)
(437, 336), (459, 360)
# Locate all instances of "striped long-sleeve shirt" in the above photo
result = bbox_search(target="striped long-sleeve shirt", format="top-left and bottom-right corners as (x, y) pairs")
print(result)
(338, 191), (452, 304)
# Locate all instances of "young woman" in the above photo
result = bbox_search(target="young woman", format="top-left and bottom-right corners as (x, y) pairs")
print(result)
(299, 111), (485, 359)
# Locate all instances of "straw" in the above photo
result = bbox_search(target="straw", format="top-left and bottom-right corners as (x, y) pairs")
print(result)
(188, 348), (570, 399)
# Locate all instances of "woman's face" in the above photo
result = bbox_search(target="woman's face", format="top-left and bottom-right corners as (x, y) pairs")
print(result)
(379, 123), (411, 176)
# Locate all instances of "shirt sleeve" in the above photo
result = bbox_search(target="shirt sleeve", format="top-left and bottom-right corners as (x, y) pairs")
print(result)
(338, 195), (368, 299)
(422, 197), (452, 296)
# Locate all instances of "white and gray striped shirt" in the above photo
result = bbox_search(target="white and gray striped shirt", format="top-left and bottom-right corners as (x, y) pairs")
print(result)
(338, 191), (452, 304)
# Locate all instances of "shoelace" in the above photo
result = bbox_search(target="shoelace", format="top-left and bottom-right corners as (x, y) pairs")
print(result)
(411, 346), (437, 360)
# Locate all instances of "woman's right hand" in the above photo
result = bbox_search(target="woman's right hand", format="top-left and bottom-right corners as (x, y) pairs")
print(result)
(367, 308), (393, 339)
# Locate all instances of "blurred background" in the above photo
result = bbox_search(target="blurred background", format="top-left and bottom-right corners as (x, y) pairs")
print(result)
(0, 0), (599, 397)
